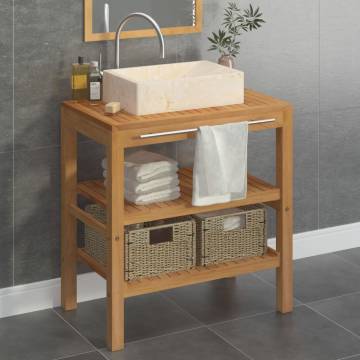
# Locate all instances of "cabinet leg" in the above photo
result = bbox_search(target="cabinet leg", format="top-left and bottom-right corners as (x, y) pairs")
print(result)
(106, 137), (125, 351)
(61, 118), (78, 310)
(276, 108), (293, 314)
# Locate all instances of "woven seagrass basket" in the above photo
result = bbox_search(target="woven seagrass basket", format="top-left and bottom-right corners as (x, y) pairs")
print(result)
(84, 204), (196, 280)
(193, 205), (267, 266)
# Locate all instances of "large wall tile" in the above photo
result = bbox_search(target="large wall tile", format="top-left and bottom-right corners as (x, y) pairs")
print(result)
(175, 34), (201, 63)
(14, 0), (105, 150)
(248, 112), (318, 234)
(0, 152), (13, 288)
(0, 1), (13, 153)
(200, 0), (320, 114)
(293, 112), (319, 232)
(319, 107), (360, 228)
(14, 147), (60, 284)
(13, 0), (182, 151)
(294, 112), (319, 232)
(320, 0), (360, 111)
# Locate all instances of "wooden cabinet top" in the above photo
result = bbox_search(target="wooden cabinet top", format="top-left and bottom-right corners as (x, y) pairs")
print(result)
(62, 89), (291, 134)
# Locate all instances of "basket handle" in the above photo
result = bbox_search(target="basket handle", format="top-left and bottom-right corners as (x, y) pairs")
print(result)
(149, 227), (173, 245)
(222, 213), (247, 232)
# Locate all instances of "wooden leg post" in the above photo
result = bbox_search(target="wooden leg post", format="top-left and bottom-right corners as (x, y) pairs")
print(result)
(106, 134), (125, 351)
(61, 116), (78, 310)
(276, 107), (294, 313)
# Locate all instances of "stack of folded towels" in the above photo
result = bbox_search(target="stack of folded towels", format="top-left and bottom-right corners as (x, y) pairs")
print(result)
(101, 150), (180, 205)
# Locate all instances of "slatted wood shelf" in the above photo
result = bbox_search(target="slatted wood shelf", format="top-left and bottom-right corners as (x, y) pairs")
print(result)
(77, 247), (280, 298)
(77, 168), (280, 225)
(63, 89), (289, 133)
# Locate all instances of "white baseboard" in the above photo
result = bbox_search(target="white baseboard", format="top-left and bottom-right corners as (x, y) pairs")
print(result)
(268, 222), (360, 260)
(0, 273), (106, 319)
(1, 222), (360, 319)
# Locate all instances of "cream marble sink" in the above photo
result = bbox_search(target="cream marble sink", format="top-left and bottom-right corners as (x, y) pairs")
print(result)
(103, 61), (244, 116)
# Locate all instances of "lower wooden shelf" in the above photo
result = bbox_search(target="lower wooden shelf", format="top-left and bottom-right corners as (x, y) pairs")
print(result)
(78, 247), (280, 298)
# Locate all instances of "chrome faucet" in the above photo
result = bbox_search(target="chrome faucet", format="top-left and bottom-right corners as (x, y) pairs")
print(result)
(114, 13), (166, 69)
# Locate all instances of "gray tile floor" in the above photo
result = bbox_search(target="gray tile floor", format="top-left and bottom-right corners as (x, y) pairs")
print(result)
(1, 248), (360, 360)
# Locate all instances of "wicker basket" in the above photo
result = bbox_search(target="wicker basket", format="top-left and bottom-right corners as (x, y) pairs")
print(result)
(84, 204), (196, 280)
(193, 205), (267, 266)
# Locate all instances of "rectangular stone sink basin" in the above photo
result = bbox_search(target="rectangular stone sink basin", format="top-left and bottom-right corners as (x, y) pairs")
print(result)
(103, 61), (244, 116)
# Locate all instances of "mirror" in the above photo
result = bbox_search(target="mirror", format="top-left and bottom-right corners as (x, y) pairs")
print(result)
(84, 0), (202, 42)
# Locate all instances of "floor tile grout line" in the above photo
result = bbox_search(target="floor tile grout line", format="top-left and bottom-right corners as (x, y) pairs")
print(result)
(128, 325), (205, 345)
(50, 350), (99, 360)
(208, 309), (277, 328)
(94, 349), (110, 360)
(252, 272), (304, 305)
(108, 324), (206, 348)
(52, 249), (360, 357)
(159, 292), (204, 325)
(161, 277), (301, 329)
(51, 309), (100, 351)
(336, 354), (360, 360)
(333, 253), (360, 271)
(161, 293), (255, 359)
(207, 326), (255, 360)
(304, 303), (360, 341)
(306, 289), (360, 306)
(97, 349), (112, 360)
(253, 260), (360, 306)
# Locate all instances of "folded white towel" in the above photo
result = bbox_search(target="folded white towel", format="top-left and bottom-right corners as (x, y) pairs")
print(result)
(102, 151), (178, 183)
(102, 170), (179, 184)
(125, 176), (180, 195)
(192, 122), (248, 206)
(125, 187), (181, 205)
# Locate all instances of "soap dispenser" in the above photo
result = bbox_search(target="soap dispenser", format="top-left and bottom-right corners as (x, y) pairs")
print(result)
(71, 56), (89, 100)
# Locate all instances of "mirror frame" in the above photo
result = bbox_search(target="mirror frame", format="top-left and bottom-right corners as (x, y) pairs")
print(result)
(84, 0), (203, 42)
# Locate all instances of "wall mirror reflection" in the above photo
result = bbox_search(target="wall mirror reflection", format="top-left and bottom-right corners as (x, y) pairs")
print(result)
(84, 0), (203, 42)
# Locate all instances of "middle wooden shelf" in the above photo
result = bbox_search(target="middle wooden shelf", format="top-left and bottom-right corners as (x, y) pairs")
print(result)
(77, 168), (280, 225)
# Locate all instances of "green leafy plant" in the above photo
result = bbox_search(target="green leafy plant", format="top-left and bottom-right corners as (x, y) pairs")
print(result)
(208, 2), (265, 58)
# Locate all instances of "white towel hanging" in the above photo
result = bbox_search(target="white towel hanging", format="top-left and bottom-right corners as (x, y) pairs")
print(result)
(192, 122), (248, 206)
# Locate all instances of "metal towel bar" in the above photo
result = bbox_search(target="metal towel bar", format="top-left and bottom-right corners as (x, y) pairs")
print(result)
(140, 118), (276, 139)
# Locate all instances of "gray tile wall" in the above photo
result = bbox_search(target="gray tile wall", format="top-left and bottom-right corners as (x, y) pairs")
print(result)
(0, 0), (358, 289)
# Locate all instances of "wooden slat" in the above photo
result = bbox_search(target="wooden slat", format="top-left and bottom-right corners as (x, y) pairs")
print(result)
(61, 117), (78, 311)
(78, 248), (106, 278)
(77, 248), (280, 298)
(77, 168), (280, 225)
(276, 106), (294, 313)
(69, 204), (107, 236)
(78, 182), (106, 207)
(106, 138), (125, 351)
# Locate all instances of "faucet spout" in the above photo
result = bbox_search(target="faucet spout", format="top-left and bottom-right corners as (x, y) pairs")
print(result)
(115, 12), (165, 69)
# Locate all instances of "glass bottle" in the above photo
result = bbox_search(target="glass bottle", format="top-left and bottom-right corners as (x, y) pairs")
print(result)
(71, 56), (89, 100)
(88, 61), (102, 103)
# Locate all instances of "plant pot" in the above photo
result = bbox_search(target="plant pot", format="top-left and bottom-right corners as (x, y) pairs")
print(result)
(218, 55), (235, 68)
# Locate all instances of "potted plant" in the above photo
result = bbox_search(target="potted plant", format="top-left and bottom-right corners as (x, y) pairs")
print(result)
(208, 2), (265, 68)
